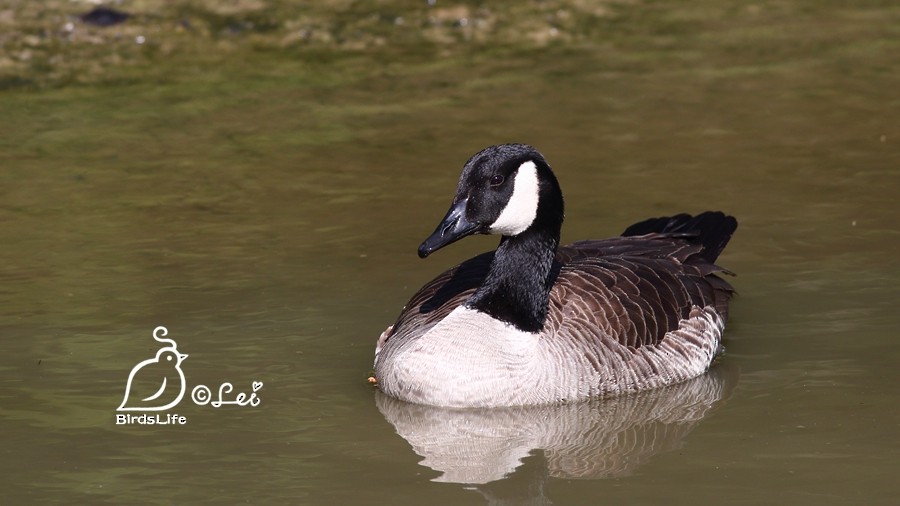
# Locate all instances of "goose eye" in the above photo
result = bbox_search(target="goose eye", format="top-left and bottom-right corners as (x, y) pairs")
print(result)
(489, 174), (504, 187)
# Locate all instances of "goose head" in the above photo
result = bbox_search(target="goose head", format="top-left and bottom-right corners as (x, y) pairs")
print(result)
(418, 144), (565, 258)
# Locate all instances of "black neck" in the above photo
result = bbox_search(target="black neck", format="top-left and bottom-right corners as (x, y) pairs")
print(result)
(464, 155), (565, 333)
(466, 224), (561, 333)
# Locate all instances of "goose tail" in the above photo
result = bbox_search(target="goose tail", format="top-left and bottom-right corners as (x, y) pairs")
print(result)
(622, 211), (738, 264)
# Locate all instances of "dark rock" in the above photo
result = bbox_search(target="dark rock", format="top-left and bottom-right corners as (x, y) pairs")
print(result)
(80, 7), (129, 27)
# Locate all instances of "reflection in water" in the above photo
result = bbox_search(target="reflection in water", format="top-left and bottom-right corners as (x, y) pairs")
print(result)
(377, 363), (737, 491)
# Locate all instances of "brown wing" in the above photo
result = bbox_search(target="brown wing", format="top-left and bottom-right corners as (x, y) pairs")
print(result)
(384, 251), (494, 343)
(548, 235), (734, 349)
(384, 234), (734, 349)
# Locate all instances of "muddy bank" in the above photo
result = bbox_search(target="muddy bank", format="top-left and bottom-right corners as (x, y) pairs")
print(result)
(0, 0), (627, 89)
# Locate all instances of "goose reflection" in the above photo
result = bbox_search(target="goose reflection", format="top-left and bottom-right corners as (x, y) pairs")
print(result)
(376, 363), (737, 486)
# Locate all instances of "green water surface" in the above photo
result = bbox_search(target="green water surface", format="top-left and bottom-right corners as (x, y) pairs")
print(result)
(1, 0), (898, 504)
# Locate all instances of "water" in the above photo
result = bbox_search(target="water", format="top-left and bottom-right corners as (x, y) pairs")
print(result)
(1, 1), (898, 504)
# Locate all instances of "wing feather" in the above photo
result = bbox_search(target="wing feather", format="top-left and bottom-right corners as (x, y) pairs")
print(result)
(383, 233), (734, 351)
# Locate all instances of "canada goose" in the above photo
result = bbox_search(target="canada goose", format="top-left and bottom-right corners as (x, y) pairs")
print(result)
(373, 144), (737, 408)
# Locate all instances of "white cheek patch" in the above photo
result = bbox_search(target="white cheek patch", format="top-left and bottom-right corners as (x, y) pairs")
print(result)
(489, 160), (540, 236)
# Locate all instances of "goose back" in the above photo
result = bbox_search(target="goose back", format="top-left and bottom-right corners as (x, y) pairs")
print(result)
(378, 218), (735, 356)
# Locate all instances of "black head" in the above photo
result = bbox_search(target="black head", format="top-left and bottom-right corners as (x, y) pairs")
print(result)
(418, 144), (564, 258)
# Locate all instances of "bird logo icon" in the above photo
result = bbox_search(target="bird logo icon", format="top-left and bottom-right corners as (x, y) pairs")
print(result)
(118, 326), (189, 412)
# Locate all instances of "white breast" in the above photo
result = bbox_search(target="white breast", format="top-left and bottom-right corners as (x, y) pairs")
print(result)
(375, 304), (726, 408)
(376, 306), (548, 407)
